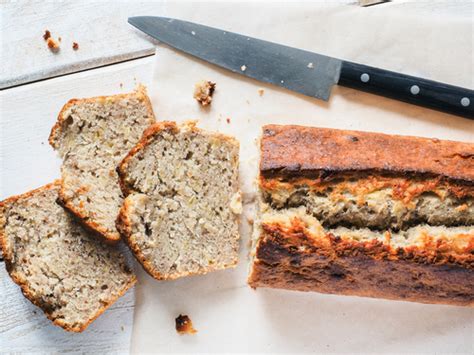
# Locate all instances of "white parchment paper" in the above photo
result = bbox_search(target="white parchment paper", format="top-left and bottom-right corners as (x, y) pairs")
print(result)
(132, 1), (473, 353)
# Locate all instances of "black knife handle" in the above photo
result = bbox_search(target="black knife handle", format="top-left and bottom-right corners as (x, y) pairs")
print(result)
(339, 61), (474, 119)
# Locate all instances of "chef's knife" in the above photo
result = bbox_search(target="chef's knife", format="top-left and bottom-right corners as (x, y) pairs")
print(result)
(129, 16), (473, 119)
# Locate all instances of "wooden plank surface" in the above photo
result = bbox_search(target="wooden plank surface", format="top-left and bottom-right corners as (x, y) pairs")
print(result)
(0, 55), (155, 353)
(0, 0), (165, 89)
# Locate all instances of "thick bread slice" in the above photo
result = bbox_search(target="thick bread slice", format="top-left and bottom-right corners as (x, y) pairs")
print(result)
(49, 86), (156, 242)
(249, 125), (474, 306)
(117, 121), (241, 280)
(0, 181), (136, 332)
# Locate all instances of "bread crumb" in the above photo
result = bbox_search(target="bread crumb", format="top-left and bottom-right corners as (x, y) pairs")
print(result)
(193, 80), (216, 107)
(226, 117), (231, 124)
(175, 314), (197, 335)
(43, 30), (51, 41)
(72, 42), (79, 50)
(58, 36), (62, 42)
(241, 65), (247, 71)
(230, 192), (242, 214)
(307, 62), (314, 68)
(47, 38), (60, 52)
(119, 83), (123, 88)
(258, 88), (264, 96)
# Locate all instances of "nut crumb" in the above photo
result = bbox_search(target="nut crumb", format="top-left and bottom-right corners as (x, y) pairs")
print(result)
(47, 38), (60, 52)
(193, 80), (216, 107)
(72, 42), (79, 50)
(175, 314), (197, 335)
(43, 30), (51, 41)
(241, 65), (247, 72)
(226, 117), (231, 124)
(258, 88), (264, 96)
(307, 62), (314, 68)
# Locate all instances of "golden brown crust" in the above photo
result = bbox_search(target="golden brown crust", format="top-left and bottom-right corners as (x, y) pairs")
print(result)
(48, 85), (155, 243)
(261, 125), (474, 184)
(0, 182), (137, 332)
(249, 221), (474, 306)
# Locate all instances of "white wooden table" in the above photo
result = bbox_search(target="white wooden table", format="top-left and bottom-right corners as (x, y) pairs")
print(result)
(0, 1), (165, 352)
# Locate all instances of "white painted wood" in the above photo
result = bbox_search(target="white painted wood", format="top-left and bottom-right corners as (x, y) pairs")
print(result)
(0, 55), (155, 353)
(0, 0), (165, 89)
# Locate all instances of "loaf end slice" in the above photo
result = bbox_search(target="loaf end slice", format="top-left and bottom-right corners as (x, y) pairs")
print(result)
(49, 86), (156, 243)
(117, 121), (241, 280)
(0, 181), (136, 332)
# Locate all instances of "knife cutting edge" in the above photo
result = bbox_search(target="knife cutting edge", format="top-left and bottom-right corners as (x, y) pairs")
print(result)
(129, 16), (473, 119)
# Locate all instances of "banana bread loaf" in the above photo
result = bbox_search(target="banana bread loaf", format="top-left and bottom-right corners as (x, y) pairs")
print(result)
(248, 125), (474, 306)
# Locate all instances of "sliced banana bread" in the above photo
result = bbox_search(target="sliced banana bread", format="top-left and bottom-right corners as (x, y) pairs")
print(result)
(117, 121), (241, 280)
(0, 181), (136, 332)
(49, 86), (156, 243)
(249, 125), (474, 306)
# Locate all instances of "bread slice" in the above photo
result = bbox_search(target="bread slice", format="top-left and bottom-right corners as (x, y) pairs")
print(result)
(49, 87), (156, 243)
(0, 181), (136, 332)
(117, 121), (241, 280)
(249, 125), (474, 306)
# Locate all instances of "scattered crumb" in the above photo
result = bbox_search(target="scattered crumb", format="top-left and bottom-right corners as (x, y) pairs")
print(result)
(43, 30), (51, 41)
(258, 88), (264, 96)
(175, 314), (197, 335)
(240, 65), (247, 72)
(191, 31), (196, 35)
(119, 82), (123, 88)
(41, 142), (44, 145)
(193, 80), (216, 107)
(226, 117), (231, 124)
(121, 325), (125, 331)
(72, 42), (79, 50)
(307, 62), (314, 68)
(58, 36), (62, 42)
(47, 37), (60, 52)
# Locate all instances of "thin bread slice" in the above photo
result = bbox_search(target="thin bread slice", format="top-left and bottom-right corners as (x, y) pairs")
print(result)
(49, 86), (156, 243)
(0, 181), (136, 332)
(117, 121), (241, 280)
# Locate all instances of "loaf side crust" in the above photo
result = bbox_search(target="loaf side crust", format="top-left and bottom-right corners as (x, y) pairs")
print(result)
(249, 221), (474, 306)
(261, 125), (474, 183)
(0, 182), (137, 332)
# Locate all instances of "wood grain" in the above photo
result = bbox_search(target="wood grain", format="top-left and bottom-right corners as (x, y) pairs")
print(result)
(0, 0), (164, 89)
(0, 55), (155, 353)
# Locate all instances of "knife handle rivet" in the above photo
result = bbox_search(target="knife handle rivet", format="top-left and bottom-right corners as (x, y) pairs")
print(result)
(360, 73), (370, 83)
(460, 97), (470, 107)
(410, 85), (420, 95)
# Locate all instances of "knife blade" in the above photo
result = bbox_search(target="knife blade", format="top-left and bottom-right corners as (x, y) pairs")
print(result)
(129, 16), (473, 119)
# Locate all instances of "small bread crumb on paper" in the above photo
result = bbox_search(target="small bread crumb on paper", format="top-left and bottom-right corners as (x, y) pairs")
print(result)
(175, 314), (197, 335)
(47, 38), (60, 52)
(193, 80), (216, 107)
(72, 42), (79, 50)
(226, 117), (231, 124)
(258, 88), (264, 96)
